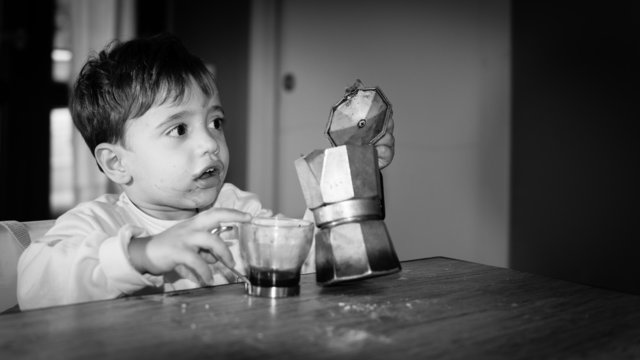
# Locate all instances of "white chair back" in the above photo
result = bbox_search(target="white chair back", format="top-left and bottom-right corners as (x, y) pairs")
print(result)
(0, 220), (55, 313)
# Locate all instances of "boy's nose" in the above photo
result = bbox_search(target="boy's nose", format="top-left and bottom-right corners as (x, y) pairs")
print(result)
(196, 130), (220, 155)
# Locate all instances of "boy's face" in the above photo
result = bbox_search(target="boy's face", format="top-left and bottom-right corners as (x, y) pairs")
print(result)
(118, 82), (229, 220)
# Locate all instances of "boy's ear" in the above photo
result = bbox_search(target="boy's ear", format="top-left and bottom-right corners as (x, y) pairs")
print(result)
(94, 143), (131, 184)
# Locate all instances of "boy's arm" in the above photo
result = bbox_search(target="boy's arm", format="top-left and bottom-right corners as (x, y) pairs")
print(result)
(17, 211), (161, 310)
(126, 208), (251, 284)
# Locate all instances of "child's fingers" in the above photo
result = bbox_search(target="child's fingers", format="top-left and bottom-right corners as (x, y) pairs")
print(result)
(175, 264), (204, 285)
(180, 251), (213, 284)
(376, 144), (395, 169)
(198, 250), (218, 264)
(386, 115), (395, 134)
(375, 131), (395, 148)
(375, 126), (395, 169)
(190, 233), (236, 268)
(194, 208), (252, 231)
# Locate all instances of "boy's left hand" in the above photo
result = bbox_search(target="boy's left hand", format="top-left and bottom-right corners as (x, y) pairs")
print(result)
(375, 115), (395, 170)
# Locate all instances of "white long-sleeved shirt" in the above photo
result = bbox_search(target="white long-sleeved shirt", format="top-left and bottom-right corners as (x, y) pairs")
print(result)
(17, 183), (281, 310)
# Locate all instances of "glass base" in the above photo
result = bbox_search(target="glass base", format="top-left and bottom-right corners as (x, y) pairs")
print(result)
(246, 284), (300, 298)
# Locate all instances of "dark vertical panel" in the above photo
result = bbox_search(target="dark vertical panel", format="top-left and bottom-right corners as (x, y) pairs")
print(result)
(510, 2), (639, 293)
(0, 0), (55, 221)
(136, 0), (171, 38)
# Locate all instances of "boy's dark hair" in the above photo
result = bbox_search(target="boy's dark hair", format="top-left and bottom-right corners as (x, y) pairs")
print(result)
(71, 33), (217, 158)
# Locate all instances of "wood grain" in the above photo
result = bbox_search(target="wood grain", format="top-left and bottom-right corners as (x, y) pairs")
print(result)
(1, 257), (639, 359)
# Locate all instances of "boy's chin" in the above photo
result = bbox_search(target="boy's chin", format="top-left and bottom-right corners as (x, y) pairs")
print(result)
(189, 189), (220, 210)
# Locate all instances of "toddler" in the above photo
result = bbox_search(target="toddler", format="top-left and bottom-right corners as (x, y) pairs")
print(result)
(17, 34), (395, 310)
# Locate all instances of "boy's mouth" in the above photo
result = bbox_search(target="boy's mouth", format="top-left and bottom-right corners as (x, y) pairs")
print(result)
(193, 163), (224, 190)
(197, 165), (222, 180)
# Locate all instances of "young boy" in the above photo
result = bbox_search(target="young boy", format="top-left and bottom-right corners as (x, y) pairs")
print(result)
(17, 34), (395, 310)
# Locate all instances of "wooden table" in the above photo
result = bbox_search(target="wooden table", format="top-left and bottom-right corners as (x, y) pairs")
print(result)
(1, 257), (639, 359)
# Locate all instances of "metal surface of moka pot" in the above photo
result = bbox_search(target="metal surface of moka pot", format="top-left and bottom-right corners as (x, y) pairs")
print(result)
(295, 80), (401, 285)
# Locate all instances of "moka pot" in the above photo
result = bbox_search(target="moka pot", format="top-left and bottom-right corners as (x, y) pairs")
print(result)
(295, 81), (401, 285)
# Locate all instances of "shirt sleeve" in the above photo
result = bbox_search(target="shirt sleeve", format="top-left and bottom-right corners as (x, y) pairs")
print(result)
(17, 203), (162, 310)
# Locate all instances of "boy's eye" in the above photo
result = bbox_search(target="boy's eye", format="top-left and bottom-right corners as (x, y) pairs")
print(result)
(209, 117), (224, 130)
(167, 124), (187, 136)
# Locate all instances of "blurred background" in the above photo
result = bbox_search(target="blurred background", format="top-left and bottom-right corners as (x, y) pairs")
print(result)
(0, 0), (637, 293)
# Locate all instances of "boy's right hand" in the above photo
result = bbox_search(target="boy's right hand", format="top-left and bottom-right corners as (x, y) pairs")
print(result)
(128, 208), (251, 284)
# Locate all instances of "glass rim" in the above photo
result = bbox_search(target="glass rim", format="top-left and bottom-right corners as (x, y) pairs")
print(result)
(248, 216), (313, 228)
